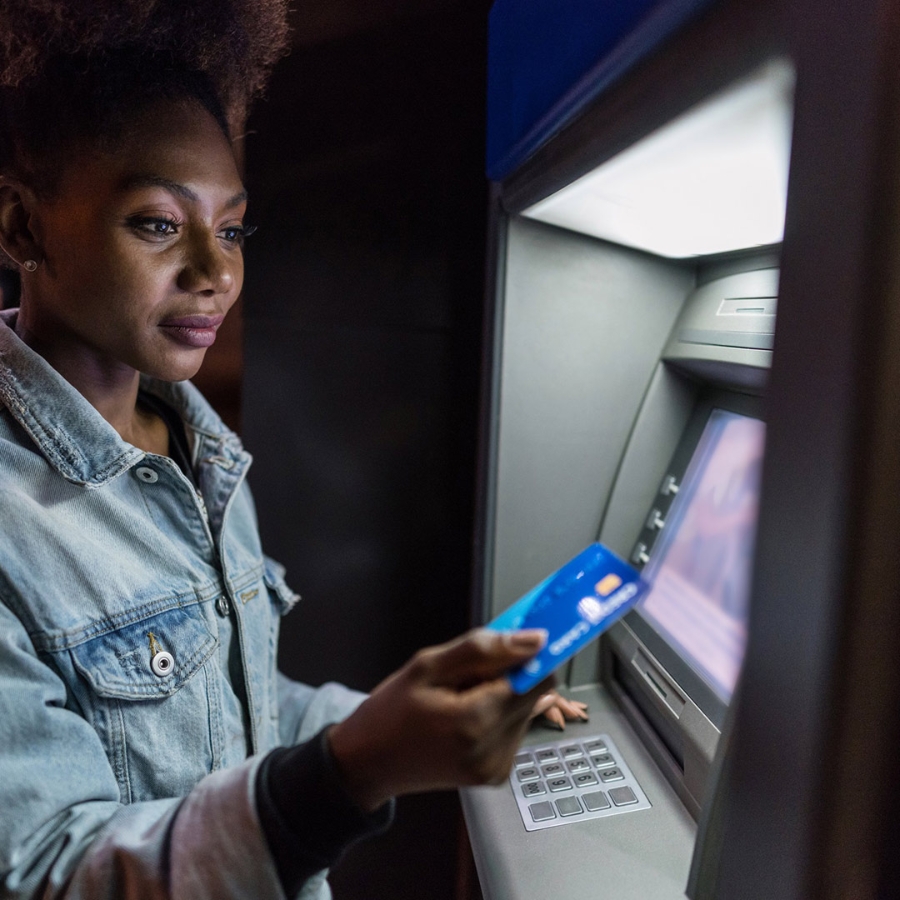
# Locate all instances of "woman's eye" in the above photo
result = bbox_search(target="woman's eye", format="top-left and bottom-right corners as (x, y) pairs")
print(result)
(128, 217), (181, 238)
(219, 224), (257, 245)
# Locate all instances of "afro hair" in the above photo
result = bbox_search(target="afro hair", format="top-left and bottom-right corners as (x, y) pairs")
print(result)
(0, 0), (291, 122)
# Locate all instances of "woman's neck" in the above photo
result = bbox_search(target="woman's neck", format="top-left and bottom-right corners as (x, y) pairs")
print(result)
(14, 306), (170, 456)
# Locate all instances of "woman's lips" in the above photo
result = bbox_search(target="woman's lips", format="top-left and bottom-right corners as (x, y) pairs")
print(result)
(158, 314), (225, 349)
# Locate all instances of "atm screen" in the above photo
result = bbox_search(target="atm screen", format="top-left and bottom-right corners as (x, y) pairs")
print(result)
(638, 409), (766, 700)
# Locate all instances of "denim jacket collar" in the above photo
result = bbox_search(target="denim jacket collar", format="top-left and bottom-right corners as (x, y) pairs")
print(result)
(0, 307), (237, 488)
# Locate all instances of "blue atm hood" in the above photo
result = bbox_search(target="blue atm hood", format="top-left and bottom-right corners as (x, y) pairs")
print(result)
(486, 0), (719, 181)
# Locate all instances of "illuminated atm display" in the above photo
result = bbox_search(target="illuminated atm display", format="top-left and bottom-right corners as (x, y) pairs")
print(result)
(639, 410), (766, 700)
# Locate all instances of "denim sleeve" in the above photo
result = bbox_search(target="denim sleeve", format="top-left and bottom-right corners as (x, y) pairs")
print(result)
(275, 672), (368, 747)
(0, 601), (287, 900)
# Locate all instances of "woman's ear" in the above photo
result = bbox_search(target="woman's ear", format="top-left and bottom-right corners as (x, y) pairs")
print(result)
(0, 177), (42, 270)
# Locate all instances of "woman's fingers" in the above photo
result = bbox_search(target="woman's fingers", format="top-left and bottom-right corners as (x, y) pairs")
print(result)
(531, 692), (558, 719)
(412, 628), (547, 687)
(532, 691), (591, 729)
(556, 696), (590, 721)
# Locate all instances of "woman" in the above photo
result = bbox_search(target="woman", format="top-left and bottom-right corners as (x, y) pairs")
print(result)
(0, 3), (585, 898)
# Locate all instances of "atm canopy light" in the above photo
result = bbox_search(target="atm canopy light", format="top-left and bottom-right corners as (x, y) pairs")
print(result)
(522, 60), (795, 259)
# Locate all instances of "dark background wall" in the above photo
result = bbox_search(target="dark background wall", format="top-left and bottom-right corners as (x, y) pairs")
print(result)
(241, 2), (491, 898)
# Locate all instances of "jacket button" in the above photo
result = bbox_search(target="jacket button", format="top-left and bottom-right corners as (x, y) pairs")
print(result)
(215, 595), (231, 617)
(151, 650), (175, 676)
(135, 466), (159, 484)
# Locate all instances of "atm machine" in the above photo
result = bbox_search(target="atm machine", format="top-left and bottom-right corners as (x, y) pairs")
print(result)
(461, 0), (900, 898)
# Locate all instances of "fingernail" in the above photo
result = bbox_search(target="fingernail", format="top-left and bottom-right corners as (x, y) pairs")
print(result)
(507, 629), (548, 649)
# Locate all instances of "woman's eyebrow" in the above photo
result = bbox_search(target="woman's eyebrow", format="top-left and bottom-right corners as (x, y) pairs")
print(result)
(118, 175), (248, 208)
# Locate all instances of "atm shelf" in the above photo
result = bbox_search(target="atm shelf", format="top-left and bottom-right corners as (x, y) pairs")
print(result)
(459, 684), (696, 900)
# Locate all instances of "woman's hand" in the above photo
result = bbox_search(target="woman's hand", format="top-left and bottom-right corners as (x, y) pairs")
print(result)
(531, 691), (590, 730)
(327, 628), (552, 812)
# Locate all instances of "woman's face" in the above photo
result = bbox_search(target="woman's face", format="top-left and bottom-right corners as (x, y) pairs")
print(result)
(21, 99), (247, 382)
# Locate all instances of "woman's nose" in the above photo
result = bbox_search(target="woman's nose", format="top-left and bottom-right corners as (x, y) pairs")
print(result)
(176, 231), (236, 296)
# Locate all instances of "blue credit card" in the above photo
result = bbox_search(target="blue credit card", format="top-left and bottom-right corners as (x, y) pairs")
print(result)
(486, 543), (648, 693)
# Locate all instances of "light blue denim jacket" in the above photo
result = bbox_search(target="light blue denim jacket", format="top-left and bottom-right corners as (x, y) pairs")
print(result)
(0, 309), (366, 900)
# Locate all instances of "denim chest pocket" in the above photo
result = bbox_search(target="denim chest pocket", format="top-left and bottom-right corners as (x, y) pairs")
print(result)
(66, 604), (221, 804)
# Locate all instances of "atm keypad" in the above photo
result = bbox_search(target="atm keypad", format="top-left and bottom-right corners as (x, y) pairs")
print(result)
(508, 733), (650, 831)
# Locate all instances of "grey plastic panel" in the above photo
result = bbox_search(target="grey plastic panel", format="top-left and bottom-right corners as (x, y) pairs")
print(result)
(460, 685), (696, 900)
(663, 268), (779, 381)
(597, 363), (698, 559)
(488, 217), (693, 616)
(607, 621), (720, 813)
(568, 364), (697, 686)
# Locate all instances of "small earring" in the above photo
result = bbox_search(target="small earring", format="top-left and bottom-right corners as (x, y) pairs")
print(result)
(22, 260), (37, 272)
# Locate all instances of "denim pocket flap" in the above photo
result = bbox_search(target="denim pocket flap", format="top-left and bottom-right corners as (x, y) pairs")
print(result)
(70, 605), (217, 699)
(263, 556), (300, 615)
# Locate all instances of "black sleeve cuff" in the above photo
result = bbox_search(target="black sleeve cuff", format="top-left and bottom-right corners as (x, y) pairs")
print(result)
(256, 727), (395, 897)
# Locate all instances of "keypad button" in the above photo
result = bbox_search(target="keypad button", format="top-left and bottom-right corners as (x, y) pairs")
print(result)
(514, 752), (534, 768)
(522, 781), (546, 798)
(548, 776), (573, 793)
(584, 739), (608, 754)
(567, 758), (590, 773)
(555, 796), (583, 817)
(541, 763), (565, 777)
(573, 771), (599, 787)
(609, 787), (638, 806)
(516, 767), (540, 782)
(560, 744), (583, 759)
(583, 790), (610, 811)
(599, 767), (624, 783)
(591, 753), (615, 768)
(536, 748), (559, 763)
(529, 801), (556, 822)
